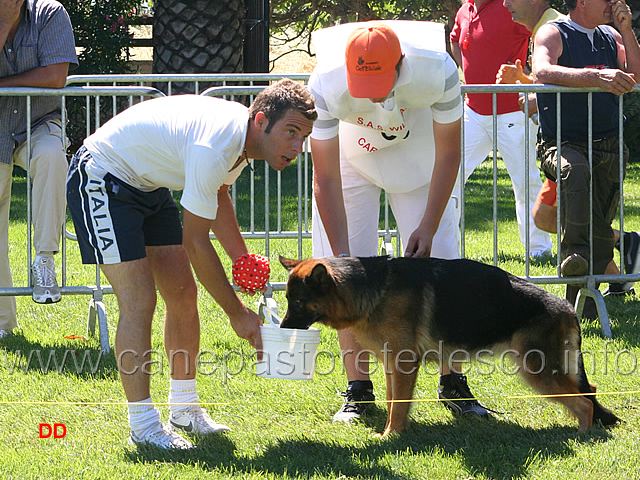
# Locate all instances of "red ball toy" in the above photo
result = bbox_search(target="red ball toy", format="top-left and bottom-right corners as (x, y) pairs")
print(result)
(232, 253), (270, 292)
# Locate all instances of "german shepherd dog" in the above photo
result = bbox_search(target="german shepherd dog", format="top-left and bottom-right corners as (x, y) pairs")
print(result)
(279, 255), (620, 438)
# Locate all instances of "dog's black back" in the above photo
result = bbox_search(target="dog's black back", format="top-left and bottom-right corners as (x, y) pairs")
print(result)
(303, 256), (575, 349)
(280, 255), (620, 432)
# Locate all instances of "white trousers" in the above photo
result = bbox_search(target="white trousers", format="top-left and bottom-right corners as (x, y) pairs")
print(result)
(312, 156), (461, 259)
(462, 106), (551, 255)
(0, 119), (67, 330)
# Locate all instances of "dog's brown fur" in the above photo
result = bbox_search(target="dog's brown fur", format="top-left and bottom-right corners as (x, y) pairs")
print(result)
(279, 255), (620, 438)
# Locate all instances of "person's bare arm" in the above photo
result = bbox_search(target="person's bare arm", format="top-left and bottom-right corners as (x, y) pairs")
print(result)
(310, 136), (350, 255)
(0, 63), (70, 88)
(0, 0), (70, 88)
(533, 22), (635, 95)
(210, 184), (267, 295)
(404, 119), (461, 258)
(611, 0), (640, 79)
(210, 184), (249, 261)
(182, 209), (263, 354)
(450, 41), (463, 68)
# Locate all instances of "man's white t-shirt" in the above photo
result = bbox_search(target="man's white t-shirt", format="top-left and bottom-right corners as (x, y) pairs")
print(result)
(84, 95), (249, 220)
(309, 24), (463, 193)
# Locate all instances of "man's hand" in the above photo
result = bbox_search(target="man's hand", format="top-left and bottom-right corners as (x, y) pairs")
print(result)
(518, 92), (538, 117)
(0, 0), (24, 29)
(496, 59), (532, 84)
(228, 309), (264, 361)
(236, 285), (268, 296)
(596, 68), (636, 95)
(611, 0), (633, 33)
(403, 226), (433, 258)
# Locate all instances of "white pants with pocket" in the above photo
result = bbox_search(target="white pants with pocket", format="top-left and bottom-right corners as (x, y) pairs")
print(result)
(462, 106), (551, 255)
(312, 155), (461, 259)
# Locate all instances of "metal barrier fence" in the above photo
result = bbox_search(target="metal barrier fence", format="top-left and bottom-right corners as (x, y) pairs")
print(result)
(461, 83), (640, 337)
(2, 75), (638, 352)
(0, 85), (165, 352)
(64, 74), (402, 258)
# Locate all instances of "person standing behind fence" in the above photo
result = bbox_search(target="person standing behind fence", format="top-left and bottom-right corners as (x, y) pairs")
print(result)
(66, 80), (316, 450)
(533, 0), (640, 311)
(0, 0), (78, 339)
(309, 21), (492, 425)
(450, 0), (553, 259)
(499, 0), (640, 300)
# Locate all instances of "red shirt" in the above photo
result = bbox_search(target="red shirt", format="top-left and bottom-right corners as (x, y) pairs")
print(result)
(450, 0), (531, 115)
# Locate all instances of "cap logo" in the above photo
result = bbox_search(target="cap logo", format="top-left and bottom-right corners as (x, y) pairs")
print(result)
(355, 56), (382, 73)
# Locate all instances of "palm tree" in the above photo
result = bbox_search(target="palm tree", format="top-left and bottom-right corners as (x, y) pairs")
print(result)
(153, 0), (245, 94)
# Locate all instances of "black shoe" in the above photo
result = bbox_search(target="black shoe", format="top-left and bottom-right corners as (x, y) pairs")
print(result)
(603, 283), (635, 297)
(619, 232), (640, 290)
(332, 380), (375, 423)
(438, 373), (491, 418)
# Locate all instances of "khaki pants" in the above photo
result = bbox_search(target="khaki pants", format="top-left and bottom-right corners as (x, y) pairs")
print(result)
(0, 119), (68, 330)
(538, 135), (628, 276)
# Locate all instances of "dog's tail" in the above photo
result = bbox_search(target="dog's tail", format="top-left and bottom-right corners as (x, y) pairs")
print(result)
(577, 356), (620, 427)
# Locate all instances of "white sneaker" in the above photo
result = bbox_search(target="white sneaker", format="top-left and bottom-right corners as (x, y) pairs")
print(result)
(129, 424), (193, 450)
(31, 255), (61, 304)
(0, 329), (13, 339)
(169, 406), (230, 435)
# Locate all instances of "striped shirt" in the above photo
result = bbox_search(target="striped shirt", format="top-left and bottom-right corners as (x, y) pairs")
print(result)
(0, 0), (78, 164)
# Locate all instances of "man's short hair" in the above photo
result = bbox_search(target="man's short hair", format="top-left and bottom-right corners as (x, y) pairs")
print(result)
(564, 0), (577, 10)
(249, 79), (317, 133)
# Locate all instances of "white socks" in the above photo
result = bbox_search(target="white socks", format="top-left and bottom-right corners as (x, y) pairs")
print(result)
(35, 252), (55, 264)
(168, 378), (199, 414)
(127, 379), (199, 438)
(127, 397), (162, 439)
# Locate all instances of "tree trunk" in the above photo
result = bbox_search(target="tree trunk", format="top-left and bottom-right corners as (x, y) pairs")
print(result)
(153, 0), (245, 94)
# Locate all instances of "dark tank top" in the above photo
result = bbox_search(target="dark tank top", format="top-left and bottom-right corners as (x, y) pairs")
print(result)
(537, 19), (620, 142)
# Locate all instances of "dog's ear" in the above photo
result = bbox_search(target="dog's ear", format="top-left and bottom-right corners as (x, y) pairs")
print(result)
(279, 256), (302, 272)
(306, 263), (333, 291)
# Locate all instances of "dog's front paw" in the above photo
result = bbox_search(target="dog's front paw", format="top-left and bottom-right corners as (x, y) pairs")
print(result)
(373, 429), (399, 440)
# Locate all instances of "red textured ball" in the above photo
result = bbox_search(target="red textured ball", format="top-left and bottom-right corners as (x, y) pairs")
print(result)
(232, 254), (270, 292)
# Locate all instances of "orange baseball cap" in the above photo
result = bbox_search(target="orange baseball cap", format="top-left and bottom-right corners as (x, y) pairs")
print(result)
(345, 22), (402, 99)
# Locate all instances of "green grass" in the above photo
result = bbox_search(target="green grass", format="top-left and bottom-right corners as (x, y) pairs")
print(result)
(1, 161), (639, 479)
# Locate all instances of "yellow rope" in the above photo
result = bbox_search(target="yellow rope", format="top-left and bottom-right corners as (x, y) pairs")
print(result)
(0, 390), (637, 406)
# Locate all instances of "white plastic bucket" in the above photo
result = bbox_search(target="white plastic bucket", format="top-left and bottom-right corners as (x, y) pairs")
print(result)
(256, 307), (321, 380)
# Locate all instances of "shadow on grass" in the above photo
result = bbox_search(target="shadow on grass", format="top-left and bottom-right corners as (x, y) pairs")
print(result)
(471, 251), (558, 267)
(0, 332), (117, 379)
(463, 167), (518, 232)
(124, 417), (614, 480)
(577, 293), (640, 346)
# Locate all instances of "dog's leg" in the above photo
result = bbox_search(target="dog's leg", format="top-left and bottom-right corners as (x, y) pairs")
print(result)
(379, 358), (419, 438)
(550, 380), (595, 432)
(513, 327), (597, 432)
(380, 369), (394, 435)
(519, 367), (595, 431)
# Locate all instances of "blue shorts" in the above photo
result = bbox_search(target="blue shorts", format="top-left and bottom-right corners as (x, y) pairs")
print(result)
(66, 146), (183, 265)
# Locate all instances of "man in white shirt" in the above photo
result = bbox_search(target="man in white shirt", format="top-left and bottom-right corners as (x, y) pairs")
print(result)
(310, 21), (491, 423)
(66, 79), (316, 449)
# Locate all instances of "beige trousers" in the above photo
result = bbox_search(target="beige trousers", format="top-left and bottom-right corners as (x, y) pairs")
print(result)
(0, 119), (68, 330)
